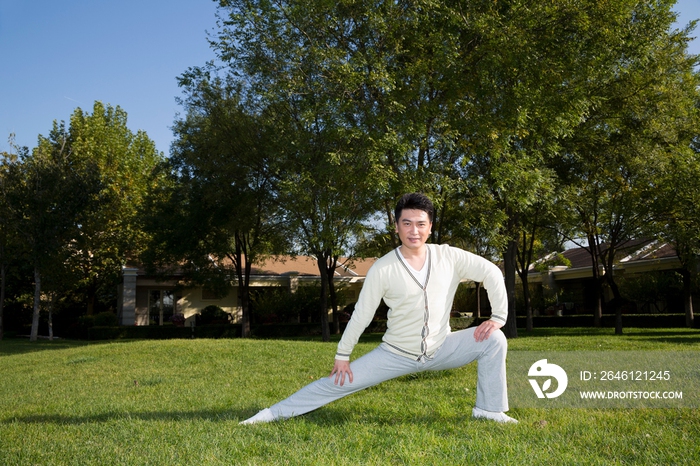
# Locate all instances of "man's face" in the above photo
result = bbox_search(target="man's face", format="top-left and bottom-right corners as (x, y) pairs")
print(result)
(396, 209), (432, 251)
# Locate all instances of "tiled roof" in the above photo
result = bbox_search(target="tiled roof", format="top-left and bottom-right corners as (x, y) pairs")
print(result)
(251, 255), (376, 277)
(561, 239), (677, 270)
(127, 255), (377, 279)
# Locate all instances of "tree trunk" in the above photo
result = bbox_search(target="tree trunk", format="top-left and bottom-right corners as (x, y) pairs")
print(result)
(327, 262), (340, 335)
(615, 305), (623, 335)
(522, 273), (533, 332)
(239, 258), (254, 338)
(602, 250), (623, 335)
(234, 236), (252, 338)
(612, 272), (623, 335)
(502, 240), (518, 338)
(516, 229), (536, 332)
(682, 268), (695, 328)
(589, 235), (603, 327)
(317, 257), (330, 342)
(595, 286), (603, 328)
(48, 297), (54, 341)
(30, 267), (41, 342)
(0, 261), (5, 341)
(606, 273), (622, 301)
(87, 291), (96, 316)
(475, 282), (481, 319)
(238, 285), (251, 338)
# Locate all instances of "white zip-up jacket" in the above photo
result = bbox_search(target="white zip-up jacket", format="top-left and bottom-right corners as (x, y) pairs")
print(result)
(336, 244), (508, 361)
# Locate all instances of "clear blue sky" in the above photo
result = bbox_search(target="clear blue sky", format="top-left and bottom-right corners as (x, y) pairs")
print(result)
(1, 0), (699, 155)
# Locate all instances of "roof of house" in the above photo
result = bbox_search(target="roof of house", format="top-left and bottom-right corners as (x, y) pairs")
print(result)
(130, 239), (681, 282)
(561, 239), (677, 270)
(250, 255), (376, 278)
(127, 255), (377, 279)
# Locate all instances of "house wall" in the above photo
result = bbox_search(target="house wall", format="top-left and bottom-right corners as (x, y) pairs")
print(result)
(178, 288), (240, 324)
(119, 270), (368, 326)
(517, 257), (686, 316)
(134, 287), (151, 326)
(118, 267), (138, 325)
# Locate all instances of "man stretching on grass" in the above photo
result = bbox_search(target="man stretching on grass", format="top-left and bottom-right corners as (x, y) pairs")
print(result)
(241, 192), (517, 424)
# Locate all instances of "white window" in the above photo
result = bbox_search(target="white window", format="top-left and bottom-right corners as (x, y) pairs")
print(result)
(148, 290), (174, 325)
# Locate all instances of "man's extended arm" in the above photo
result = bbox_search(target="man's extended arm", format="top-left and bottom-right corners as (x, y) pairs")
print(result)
(335, 264), (384, 361)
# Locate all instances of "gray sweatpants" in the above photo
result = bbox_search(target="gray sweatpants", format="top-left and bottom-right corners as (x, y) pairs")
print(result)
(269, 327), (509, 419)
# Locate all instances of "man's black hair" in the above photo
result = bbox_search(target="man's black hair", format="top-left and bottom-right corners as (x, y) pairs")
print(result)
(394, 192), (434, 223)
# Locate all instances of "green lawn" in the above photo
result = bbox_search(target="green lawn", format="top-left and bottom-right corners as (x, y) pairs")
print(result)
(1, 328), (698, 465)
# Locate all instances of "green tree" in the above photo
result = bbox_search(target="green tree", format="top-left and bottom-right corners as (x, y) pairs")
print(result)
(4, 124), (100, 341)
(212, 0), (393, 339)
(643, 13), (700, 328)
(0, 136), (22, 340)
(515, 201), (568, 331)
(208, 0), (699, 339)
(436, 0), (625, 337)
(649, 132), (700, 328)
(275, 138), (380, 340)
(434, 0), (697, 337)
(64, 102), (163, 315)
(556, 2), (699, 333)
(145, 74), (285, 337)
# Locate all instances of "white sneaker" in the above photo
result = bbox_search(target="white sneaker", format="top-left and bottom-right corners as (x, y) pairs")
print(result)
(239, 408), (275, 425)
(472, 407), (518, 424)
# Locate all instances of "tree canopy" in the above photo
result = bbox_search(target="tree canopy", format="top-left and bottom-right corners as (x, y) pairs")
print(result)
(200, 0), (699, 335)
(3, 0), (699, 339)
(2, 102), (163, 339)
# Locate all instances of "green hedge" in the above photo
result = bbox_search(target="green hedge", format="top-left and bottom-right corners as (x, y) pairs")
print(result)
(88, 326), (189, 340)
(85, 314), (692, 341)
(87, 323), (317, 340)
(515, 314), (692, 328)
(251, 322), (324, 338)
(87, 317), (477, 341)
(87, 325), (242, 340)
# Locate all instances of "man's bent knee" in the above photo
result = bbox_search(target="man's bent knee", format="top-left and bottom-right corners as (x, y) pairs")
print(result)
(485, 328), (507, 352)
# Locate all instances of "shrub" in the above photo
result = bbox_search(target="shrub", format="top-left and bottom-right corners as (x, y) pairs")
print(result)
(78, 315), (95, 330)
(251, 285), (322, 324)
(170, 313), (186, 326)
(93, 311), (118, 327)
(198, 305), (229, 325)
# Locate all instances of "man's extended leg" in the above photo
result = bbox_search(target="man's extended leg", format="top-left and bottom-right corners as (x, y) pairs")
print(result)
(426, 327), (510, 414)
(246, 345), (421, 422)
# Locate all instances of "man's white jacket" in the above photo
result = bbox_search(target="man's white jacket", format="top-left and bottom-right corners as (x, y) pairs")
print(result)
(336, 244), (508, 362)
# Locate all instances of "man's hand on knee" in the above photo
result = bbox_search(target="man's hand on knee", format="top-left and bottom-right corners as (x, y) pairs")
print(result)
(473, 319), (503, 342)
(330, 359), (353, 386)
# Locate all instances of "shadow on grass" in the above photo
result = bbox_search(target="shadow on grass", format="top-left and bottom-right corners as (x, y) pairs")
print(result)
(279, 333), (386, 344)
(626, 335), (700, 345)
(516, 328), (616, 337)
(2, 407), (417, 427)
(0, 338), (96, 356)
(286, 405), (498, 428)
(396, 369), (460, 383)
(1, 409), (251, 425)
(518, 327), (700, 337)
